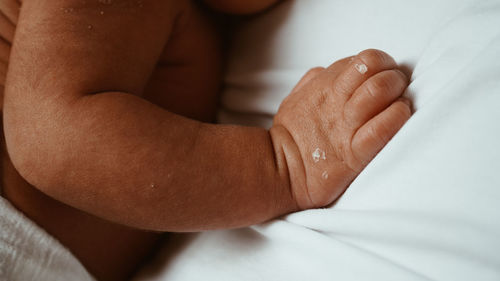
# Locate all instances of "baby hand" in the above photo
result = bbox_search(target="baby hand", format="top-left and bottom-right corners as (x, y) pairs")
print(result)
(271, 49), (411, 209)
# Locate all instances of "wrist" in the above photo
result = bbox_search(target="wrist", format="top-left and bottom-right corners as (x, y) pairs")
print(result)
(269, 125), (311, 211)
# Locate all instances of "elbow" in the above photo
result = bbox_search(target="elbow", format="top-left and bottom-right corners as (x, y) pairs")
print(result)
(3, 59), (88, 196)
(6, 143), (49, 190)
(3, 103), (70, 193)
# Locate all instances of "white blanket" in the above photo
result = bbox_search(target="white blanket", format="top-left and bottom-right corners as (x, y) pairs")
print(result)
(135, 0), (500, 280)
(0, 196), (94, 281)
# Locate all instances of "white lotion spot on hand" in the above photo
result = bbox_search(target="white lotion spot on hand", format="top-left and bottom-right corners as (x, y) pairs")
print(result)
(312, 148), (326, 163)
(354, 63), (368, 74)
(322, 171), (329, 179)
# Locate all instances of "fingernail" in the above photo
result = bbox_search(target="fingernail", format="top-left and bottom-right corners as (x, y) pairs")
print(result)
(394, 68), (409, 80)
(398, 97), (412, 107)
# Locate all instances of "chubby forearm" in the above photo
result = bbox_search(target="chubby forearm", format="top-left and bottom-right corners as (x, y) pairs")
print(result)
(4, 90), (296, 231)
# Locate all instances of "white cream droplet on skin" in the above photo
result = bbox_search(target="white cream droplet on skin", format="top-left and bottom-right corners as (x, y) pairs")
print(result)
(354, 63), (368, 74)
(312, 148), (326, 163)
(322, 171), (329, 179)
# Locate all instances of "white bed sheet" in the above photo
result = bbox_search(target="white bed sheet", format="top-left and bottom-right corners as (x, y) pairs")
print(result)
(135, 0), (500, 280)
(0, 196), (94, 281)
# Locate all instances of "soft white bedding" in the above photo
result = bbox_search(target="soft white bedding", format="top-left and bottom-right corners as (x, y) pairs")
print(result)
(135, 0), (500, 280)
(0, 196), (94, 281)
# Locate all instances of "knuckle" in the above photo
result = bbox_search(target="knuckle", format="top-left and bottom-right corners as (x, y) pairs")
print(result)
(357, 49), (395, 69)
(311, 89), (328, 109)
(308, 67), (325, 74)
(304, 67), (325, 80)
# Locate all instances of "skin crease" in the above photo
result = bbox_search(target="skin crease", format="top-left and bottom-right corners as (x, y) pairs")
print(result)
(1, 0), (411, 281)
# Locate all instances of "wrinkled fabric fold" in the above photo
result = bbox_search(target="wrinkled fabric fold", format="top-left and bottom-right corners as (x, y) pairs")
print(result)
(0, 196), (95, 281)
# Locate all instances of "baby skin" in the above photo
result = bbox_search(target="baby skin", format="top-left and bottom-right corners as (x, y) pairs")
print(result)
(2, 0), (410, 280)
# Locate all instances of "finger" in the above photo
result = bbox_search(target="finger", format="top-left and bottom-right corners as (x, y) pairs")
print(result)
(332, 49), (398, 99)
(314, 56), (355, 84)
(351, 98), (412, 166)
(346, 69), (409, 129)
(325, 56), (355, 74)
(291, 55), (355, 94)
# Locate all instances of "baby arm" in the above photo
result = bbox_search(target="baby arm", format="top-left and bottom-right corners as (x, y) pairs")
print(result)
(4, 0), (293, 232)
(4, 0), (410, 233)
